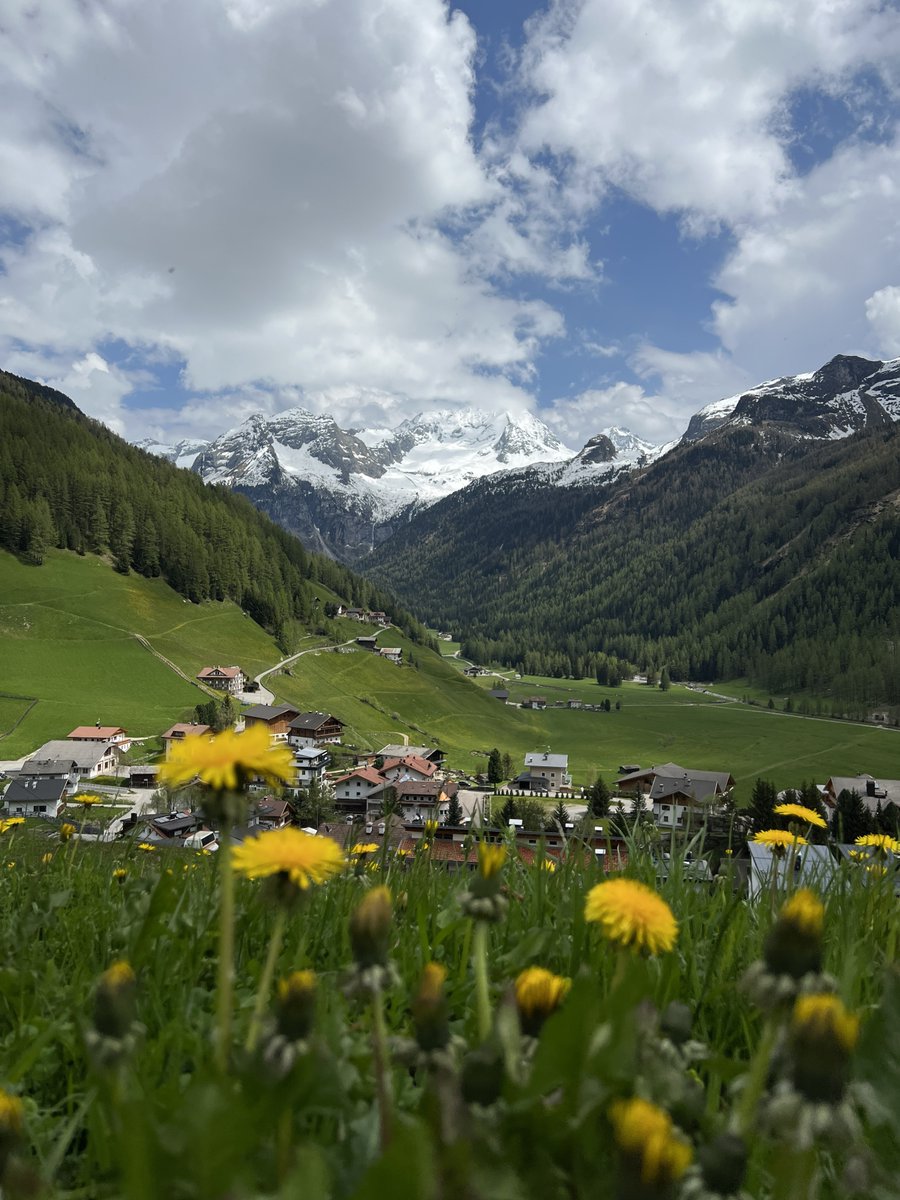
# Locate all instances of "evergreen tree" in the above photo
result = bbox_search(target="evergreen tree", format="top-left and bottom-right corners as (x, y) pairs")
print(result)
(487, 747), (504, 784)
(444, 793), (464, 826)
(748, 777), (777, 833)
(498, 796), (518, 827)
(548, 799), (570, 831)
(502, 751), (513, 779)
(659, 666), (671, 691)
(587, 775), (611, 818)
(518, 798), (547, 832)
(829, 789), (873, 843)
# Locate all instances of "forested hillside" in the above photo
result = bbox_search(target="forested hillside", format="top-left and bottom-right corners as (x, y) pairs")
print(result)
(0, 372), (434, 650)
(369, 424), (900, 708)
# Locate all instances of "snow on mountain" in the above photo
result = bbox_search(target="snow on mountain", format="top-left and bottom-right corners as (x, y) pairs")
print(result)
(135, 437), (209, 470)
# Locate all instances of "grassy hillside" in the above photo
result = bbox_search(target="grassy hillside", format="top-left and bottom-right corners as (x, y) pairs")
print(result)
(0, 548), (281, 757)
(266, 635), (900, 797)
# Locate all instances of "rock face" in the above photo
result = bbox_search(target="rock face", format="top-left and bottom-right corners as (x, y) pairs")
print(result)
(683, 354), (900, 443)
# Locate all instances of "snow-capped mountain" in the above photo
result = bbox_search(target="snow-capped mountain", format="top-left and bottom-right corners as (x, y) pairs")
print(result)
(683, 354), (900, 442)
(134, 437), (209, 470)
(189, 406), (576, 559)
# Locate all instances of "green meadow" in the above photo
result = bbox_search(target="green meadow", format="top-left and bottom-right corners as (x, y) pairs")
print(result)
(0, 550), (281, 757)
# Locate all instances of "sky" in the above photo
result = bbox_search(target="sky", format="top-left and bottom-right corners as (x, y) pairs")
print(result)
(1, 0), (900, 450)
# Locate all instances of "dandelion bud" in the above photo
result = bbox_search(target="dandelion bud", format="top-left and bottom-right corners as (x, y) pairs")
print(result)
(790, 993), (859, 1103)
(0, 1089), (23, 1174)
(59, 823), (76, 843)
(412, 962), (450, 1052)
(93, 960), (137, 1040)
(472, 843), (506, 896)
(350, 886), (393, 968)
(113, 868), (127, 884)
(697, 1132), (748, 1196)
(609, 1097), (692, 1195)
(763, 889), (823, 980)
(514, 966), (570, 1038)
(276, 971), (317, 1042)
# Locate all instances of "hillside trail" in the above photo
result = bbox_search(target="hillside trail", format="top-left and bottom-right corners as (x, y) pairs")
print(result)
(251, 638), (360, 704)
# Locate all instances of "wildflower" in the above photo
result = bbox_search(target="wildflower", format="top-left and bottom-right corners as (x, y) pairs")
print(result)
(461, 842), (509, 920)
(351, 842), (379, 855)
(113, 867), (127, 883)
(75, 793), (103, 807)
(412, 962), (450, 1052)
(763, 889), (824, 980)
(232, 828), (345, 890)
(790, 993), (859, 1103)
(5, 862), (14, 870)
(584, 878), (678, 955)
(514, 966), (570, 1037)
(276, 970), (317, 1042)
(423, 819), (439, 838)
(538, 857), (557, 872)
(0, 817), (24, 831)
(350, 886), (393, 969)
(41, 852), (54, 864)
(609, 1096), (692, 1189)
(752, 829), (808, 855)
(137, 842), (156, 853)
(774, 802), (827, 829)
(59, 823), (76, 842)
(158, 724), (295, 794)
(93, 961), (137, 1039)
(477, 843), (506, 880)
(854, 832), (900, 856)
(847, 849), (868, 862)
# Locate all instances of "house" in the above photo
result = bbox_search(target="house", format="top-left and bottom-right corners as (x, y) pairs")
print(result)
(463, 666), (482, 677)
(68, 724), (132, 751)
(288, 712), (344, 748)
(823, 775), (900, 816)
(141, 812), (207, 841)
(392, 780), (458, 823)
(160, 723), (212, 758)
(24, 739), (122, 780)
(379, 647), (403, 665)
(291, 746), (331, 788)
(344, 609), (365, 621)
(368, 611), (389, 626)
(15, 757), (78, 789)
(254, 798), (295, 829)
(128, 765), (159, 789)
(522, 697), (547, 710)
(615, 763), (735, 828)
(381, 754), (437, 784)
(489, 688), (509, 702)
(334, 768), (388, 816)
(242, 704), (300, 740)
(196, 665), (245, 694)
(375, 744), (445, 768)
(356, 635), (379, 651)
(523, 752), (572, 793)
(3, 777), (68, 818)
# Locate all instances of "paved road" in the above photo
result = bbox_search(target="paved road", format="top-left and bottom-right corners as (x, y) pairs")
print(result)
(241, 638), (361, 705)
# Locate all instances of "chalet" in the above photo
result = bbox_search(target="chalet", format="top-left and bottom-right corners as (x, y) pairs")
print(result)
(823, 774), (900, 816)
(16, 757), (77, 788)
(160, 723), (212, 758)
(288, 712), (344, 748)
(463, 666), (483, 677)
(523, 752), (571, 792)
(196, 665), (245, 694)
(368, 611), (389, 626)
(393, 779), (458, 823)
(376, 744), (445, 768)
(615, 762), (735, 828)
(68, 724), (132, 751)
(291, 746), (330, 788)
(136, 811), (207, 843)
(381, 754), (437, 784)
(344, 609), (364, 621)
(3, 777), (68, 818)
(356, 635), (379, 651)
(242, 704), (300, 740)
(522, 697), (547, 710)
(379, 647), (402, 664)
(24, 739), (122, 780)
(334, 768), (388, 817)
(254, 798), (295, 829)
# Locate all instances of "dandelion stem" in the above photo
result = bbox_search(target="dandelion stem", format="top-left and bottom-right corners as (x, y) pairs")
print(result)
(216, 820), (235, 1073)
(736, 1015), (779, 1137)
(245, 906), (287, 1054)
(371, 980), (393, 1150)
(473, 920), (492, 1042)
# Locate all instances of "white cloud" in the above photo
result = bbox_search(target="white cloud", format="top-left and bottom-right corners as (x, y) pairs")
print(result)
(865, 286), (900, 358)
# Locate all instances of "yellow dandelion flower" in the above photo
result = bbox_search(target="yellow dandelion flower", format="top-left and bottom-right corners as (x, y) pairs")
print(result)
(59, 823), (76, 842)
(774, 802), (827, 829)
(855, 833), (900, 855)
(232, 828), (346, 889)
(6, 861), (15, 870)
(351, 842), (379, 855)
(793, 993), (859, 1054)
(113, 867), (128, 881)
(848, 849), (868, 862)
(515, 966), (570, 1035)
(585, 878), (678, 955)
(752, 829), (808, 855)
(276, 970), (317, 1040)
(0, 817), (25, 830)
(102, 960), (135, 989)
(609, 1097), (692, 1186)
(423, 819), (439, 838)
(538, 857), (557, 872)
(75, 793), (103, 806)
(417, 961), (447, 1002)
(779, 888), (824, 938)
(349, 885), (393, 967)
(137, 842), (156, 853)
(866, 863), (888, 878)
(41, 852), (54, 865)
(0, 1089), (24, 1135)
(157, 724), (295, 793)
(397, 847), (414, 857)
(477, 843), (507, 879)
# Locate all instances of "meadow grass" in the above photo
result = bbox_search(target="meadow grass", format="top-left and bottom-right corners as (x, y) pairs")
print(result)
(0, 820), (896, 1199)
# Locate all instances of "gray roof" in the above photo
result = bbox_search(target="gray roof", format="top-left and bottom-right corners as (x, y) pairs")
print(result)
(290, 712), (342, 730)
(17, 758), (76, 777)
(4, 777), (68, 804)
(26, 740), (121, 769)
(243, 704), (297, 721)
(617, 762), (734, 796)
(525, 752), (568, 770)
(378, 744), (436, 760)
(826, 775), (900, 813)
(747, 843), (837, 897)
(293, 746), (329, 762)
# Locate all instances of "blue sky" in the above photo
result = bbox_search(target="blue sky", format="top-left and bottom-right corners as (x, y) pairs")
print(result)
(1, 0), (899, 448)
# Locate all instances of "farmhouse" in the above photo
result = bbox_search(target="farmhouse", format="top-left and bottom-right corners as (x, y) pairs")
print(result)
(160, 723), (211, 758)
(16, 757), (77, 787)
(288, 712), (344, 748)
(381, 754), (437, 783)
(334, 768), (387, 817)
(823, 774), (900, 816)
(379, 647), (403, 664)
(242, 704), (300, 740)
(614, 762), (735, 828)
(254, 798), (295, 829)
(196, 665), (245, 694)
(3, 777), (68, 818)
(24, 739), (122, 779)
(376, 744), (445, 767)
(523, 752), (571, 792)
(521, 697), (547, 710)
(392, 779), (458, 823)
(68, 724), (132, 751)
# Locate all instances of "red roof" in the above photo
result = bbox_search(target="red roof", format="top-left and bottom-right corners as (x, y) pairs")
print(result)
(335, 768), (385, 786)
(161, 723), (212, 739)
(68, 726), (126, 739)
(382, 755), (436, 777)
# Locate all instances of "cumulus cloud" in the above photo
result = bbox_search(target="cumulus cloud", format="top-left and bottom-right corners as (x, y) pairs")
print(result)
(865, 286), (900, 358)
